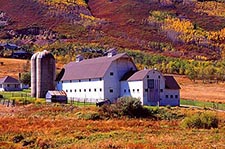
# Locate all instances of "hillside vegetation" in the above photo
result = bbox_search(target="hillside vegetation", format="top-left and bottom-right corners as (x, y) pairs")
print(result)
(0, 0), (225, 60)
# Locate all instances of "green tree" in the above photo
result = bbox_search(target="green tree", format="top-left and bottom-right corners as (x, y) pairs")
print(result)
(20, 72), (31, 86)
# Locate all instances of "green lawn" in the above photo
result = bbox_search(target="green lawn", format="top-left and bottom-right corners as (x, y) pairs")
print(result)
(180, 99), (225, 110)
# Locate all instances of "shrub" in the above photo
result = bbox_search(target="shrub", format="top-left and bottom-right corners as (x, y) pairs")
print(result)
(76, 112), (101, 120)
(181, 112), (218, 129)
(99, 97), (153, 118)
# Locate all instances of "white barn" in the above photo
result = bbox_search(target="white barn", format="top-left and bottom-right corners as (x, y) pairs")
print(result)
(57, 50), (180, 106)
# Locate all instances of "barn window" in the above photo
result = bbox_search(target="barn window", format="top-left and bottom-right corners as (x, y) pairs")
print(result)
(70, 89), (72, 92)
(148, 79), (154, 89)
(124, 89), (126, 93)
(145, 89), (148, 92)
(79, 80), (81, 82)
(166, 95), (168, 98)
(99, 78), (102, 81)
(175, 95), (178, 98)
(74, 89), (76, 92)
(62, 81), (64, 83)
(100, 88), (102, 92)
(94, 89), (97, 92)
(110, 72), (114, 76)
(89, 79), (91, 81)
(147, 75), (149, 78)
(89, 89), (91, 92)
(170, 95), (173, 98)
(84, 89), (86, 92)
(128, 89), (130, 92)
(79, 89), (81, 92)
(158, 76), (160, 79)
(70, 80), (72, 83)
(137, 89), (139, 92)
(160, 89), (163, 92)
(66, 90), (68, 92)
(133, 89), (135, 92)
(109, 89), (113, 93)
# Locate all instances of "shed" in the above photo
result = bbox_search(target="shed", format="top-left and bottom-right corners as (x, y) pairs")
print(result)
(45, 91), (67, 104)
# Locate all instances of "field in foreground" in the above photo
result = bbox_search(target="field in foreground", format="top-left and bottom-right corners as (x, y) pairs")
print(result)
(0, 104), (225, 149)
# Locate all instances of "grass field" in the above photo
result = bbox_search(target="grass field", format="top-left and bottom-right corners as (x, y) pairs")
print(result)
(180, 99), (225, 111)
(175, 75), (225, 104)
(0, 104), (225, 148)
(0, 58), (29, 78)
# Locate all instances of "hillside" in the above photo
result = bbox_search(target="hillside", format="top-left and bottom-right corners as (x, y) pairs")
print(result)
(0, 0), (225, 60)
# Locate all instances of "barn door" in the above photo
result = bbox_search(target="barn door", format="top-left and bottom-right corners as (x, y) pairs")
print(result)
(147, 79), (160, 105)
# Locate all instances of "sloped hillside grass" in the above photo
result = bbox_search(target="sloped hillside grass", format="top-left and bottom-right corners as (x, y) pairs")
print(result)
(38, 0), (87, 6)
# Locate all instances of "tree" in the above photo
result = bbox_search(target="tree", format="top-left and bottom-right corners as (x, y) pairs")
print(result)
(20, 72), (31, 86)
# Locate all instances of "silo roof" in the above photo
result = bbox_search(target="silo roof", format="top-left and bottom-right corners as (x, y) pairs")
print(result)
(37, 50), (55, 59)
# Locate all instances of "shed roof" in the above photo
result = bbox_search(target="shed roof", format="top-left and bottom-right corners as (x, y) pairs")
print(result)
(164, 76), (181, 89)
(0, 76), (20, 84)
(61, 53), (132, 81)
(47, 91), (67, 96)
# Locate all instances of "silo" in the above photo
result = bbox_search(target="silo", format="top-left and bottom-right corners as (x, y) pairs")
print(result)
(36, 50), (55, 98)
(31, 52), (39, 97)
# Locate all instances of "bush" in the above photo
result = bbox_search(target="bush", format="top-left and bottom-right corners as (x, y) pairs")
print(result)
(76, 112), (101, 120)
(181, 112), (218, 129)
(99, 97), (153, 118)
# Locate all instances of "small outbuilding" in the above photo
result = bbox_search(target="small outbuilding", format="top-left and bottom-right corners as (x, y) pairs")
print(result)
(45, 91), (67, 104)
(0, 76), (22, 91)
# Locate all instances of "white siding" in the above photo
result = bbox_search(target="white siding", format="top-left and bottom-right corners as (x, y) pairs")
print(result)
(161, 89), (180, 106)
(121, 81), (143, 103)
(58, 78), (104, 102)
(104, 58), (137, 102)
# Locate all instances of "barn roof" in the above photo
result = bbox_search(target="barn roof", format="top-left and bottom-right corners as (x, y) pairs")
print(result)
(0, 76), (20, 84)
(127, 69), (150, 81)
(127, 69), (162, 81)
(164, 76), (181, 89)
(61, 53), (133, 81)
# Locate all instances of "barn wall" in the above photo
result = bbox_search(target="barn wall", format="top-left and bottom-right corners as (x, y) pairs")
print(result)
(104, 58), (137, 102)
(60, 78), (104, 102)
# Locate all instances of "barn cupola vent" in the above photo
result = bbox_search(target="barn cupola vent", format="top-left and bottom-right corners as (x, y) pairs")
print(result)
(107, 48), (117, 57)
(76, 54), (84, 62)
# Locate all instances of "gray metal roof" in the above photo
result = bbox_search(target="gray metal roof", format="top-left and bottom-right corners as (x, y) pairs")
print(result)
(128, 69), (151, 81)
(47, 91), (67, 96)
(0, 76), (20, 84)
(164, 76), (181, 89)
(61, 53), (130, 81)
(127, 69), (180, 89)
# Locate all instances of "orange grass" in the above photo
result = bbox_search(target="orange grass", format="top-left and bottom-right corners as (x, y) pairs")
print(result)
(0, 104), (225, 148)
(175, 75), (225, 104)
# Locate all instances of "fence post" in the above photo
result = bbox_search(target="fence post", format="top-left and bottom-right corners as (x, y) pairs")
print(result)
(12, 99), (15, 107)
(7, 99), (10, 107)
